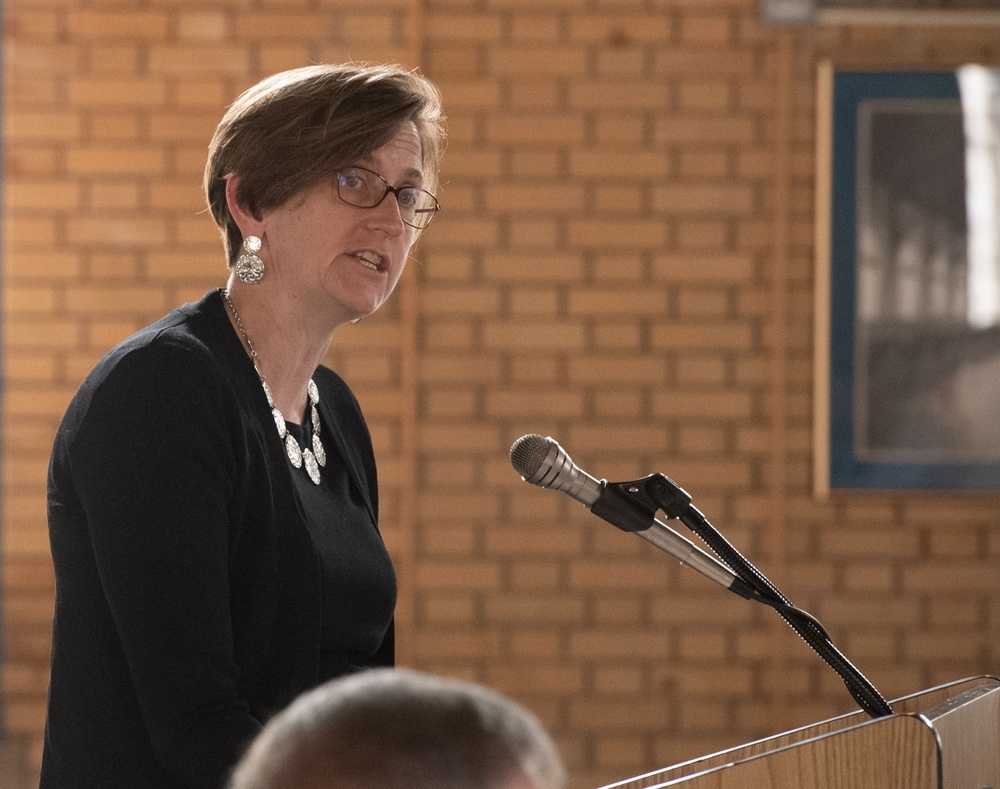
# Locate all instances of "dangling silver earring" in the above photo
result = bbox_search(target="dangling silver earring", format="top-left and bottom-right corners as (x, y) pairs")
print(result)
(236, 235), (264, 284)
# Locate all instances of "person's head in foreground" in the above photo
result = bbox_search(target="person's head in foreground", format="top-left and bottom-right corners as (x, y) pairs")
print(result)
(228, 668), (567, 789)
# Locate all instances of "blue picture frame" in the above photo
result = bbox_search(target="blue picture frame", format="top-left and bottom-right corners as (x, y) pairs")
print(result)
(822, 67), (1000, 492)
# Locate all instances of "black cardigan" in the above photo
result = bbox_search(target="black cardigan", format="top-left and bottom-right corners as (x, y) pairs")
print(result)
(41, 290), (394, 789)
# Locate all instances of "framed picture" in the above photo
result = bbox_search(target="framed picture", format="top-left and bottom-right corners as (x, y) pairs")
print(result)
(814, 62), (1000, 494)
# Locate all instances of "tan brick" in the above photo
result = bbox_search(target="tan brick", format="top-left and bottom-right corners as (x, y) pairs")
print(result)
(6, 319), (80, 350)
(653, 183), (755, 214)
(510, 14), (561, 42)
(568, 14), (671, 42)
(5, 146), (59, 178)
(677, 356), (728, 385)
(593, 390), (644, 419)
(148, 46), (251, 75)
(680, 14), (733, 45)
(64, 286), (167, 315)
(679, 149), (730, 179)
(483, 321), (586, 351)
(482, 252), (583, 282)
(485, 594), (586, 623)
(655, 48), (756, 77)
(426, 13), (503, 41)
(569, 149), (670, 179)
(4, 286), (57, 314)
(569, 355), (668, 385)
(4, 111), (81, 141)
(417, 423), (504, 452)
(5, 353), (58, 384)
(485, 184), (584, 213)
(568, 220), (667, 248)
(509, 561), (561, 590)
(87, 113), (142, 142)
(67, 147), (166, 176)
(486, 389), (586, 418)
(425, 43), (482, 77)
(66, 11), (169, 39)
(5, 180), (81, 211)
(5, 386), (77, 418)
(570, 630), (672, 659)
(593, 323), (642, 350)
(7, 42), (83, 75)
(487, 664), (585, 694)
(66, 217), (169, 247)
(7, 10), (61, 41)
(341, 11), (401, 42)
(510, 630), (561, 659)
(5, 218), (60, 248)
(68, 78), (168, 106)
(509, 289), (560, 316)
(420, 355), (502, 384)
(177, 11), (230, 41)
(595, 116), (646, 145)
(87, 43), (142, 74)
(87, 182), (143, 211)
(487, 114), (586, 144)
(570, 82), (669, 112)
(419, 594), (477, 625)
(596, 48), (649, 78)
(677, 425), (728, 456)
(653, 253), (754, 282)
(233, 13), (332, 38)
(422, 320), (475, 350)
(4, 524), (53, 558)
(148, 112), (222, 143)
(678, 80), (732, 112)
(5, 253), (81, 281)
(902, 564), (1000, 594)
(507, 219), (561, 248)
(490, 47), (587, 76)
(413, 631), (501, 660)
(569, 288), (666, 316)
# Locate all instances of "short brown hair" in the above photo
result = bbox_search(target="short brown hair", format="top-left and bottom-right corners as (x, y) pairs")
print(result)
(204, 63), (446, 265)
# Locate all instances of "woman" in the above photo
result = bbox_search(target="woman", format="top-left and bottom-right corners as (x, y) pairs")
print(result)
(41, 63), (445, 789)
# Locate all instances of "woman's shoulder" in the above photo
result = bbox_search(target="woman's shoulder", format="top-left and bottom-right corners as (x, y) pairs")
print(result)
(64, 292), (236, 421)
(105, 290), (228, 367)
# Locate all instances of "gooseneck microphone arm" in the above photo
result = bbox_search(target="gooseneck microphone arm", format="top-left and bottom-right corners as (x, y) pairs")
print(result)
(642, 473), (894, 719)
(510, 434), (894, 720)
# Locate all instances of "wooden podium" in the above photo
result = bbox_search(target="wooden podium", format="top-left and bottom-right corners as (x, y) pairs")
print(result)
(599, 676), (1000, 788)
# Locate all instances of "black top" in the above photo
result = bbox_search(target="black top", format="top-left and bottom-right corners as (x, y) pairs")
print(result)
(41, 290), (396, 789)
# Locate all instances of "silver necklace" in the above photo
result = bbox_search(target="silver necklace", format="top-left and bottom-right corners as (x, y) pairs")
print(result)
(223, 289), (326, 485)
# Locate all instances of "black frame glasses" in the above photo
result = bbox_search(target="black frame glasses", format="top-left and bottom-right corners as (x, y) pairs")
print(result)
(334, 166), (440, 230)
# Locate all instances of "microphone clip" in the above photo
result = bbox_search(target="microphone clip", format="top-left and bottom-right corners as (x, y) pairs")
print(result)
(591, 474), (693, 533)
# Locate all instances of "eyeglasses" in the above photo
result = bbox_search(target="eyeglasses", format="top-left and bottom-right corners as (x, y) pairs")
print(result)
(334, 166), (440, 230)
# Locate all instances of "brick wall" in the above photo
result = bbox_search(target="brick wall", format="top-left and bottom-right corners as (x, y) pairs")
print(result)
(4, 1), (1000, 788)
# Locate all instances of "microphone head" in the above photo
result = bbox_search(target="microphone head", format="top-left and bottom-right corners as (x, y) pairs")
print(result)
(510, 433), (602, 506)
(509, 434), (552, 479)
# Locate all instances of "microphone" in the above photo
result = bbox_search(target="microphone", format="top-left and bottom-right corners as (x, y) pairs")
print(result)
(510, 434), (754, 599)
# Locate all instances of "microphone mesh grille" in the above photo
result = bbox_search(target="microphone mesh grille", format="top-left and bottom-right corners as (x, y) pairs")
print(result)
(509, 434), (550, 478)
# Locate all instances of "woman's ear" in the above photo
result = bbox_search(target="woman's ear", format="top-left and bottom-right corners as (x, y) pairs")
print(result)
(225, 174), (265, 238)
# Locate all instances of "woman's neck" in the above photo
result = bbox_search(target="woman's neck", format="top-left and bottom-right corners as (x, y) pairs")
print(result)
(223, 277), (334, 423)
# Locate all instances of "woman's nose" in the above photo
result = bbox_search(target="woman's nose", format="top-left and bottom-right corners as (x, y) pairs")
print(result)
(366, 193), (406, 237)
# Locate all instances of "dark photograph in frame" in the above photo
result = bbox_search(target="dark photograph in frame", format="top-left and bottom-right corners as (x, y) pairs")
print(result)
(814, 64), (1000, 493)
